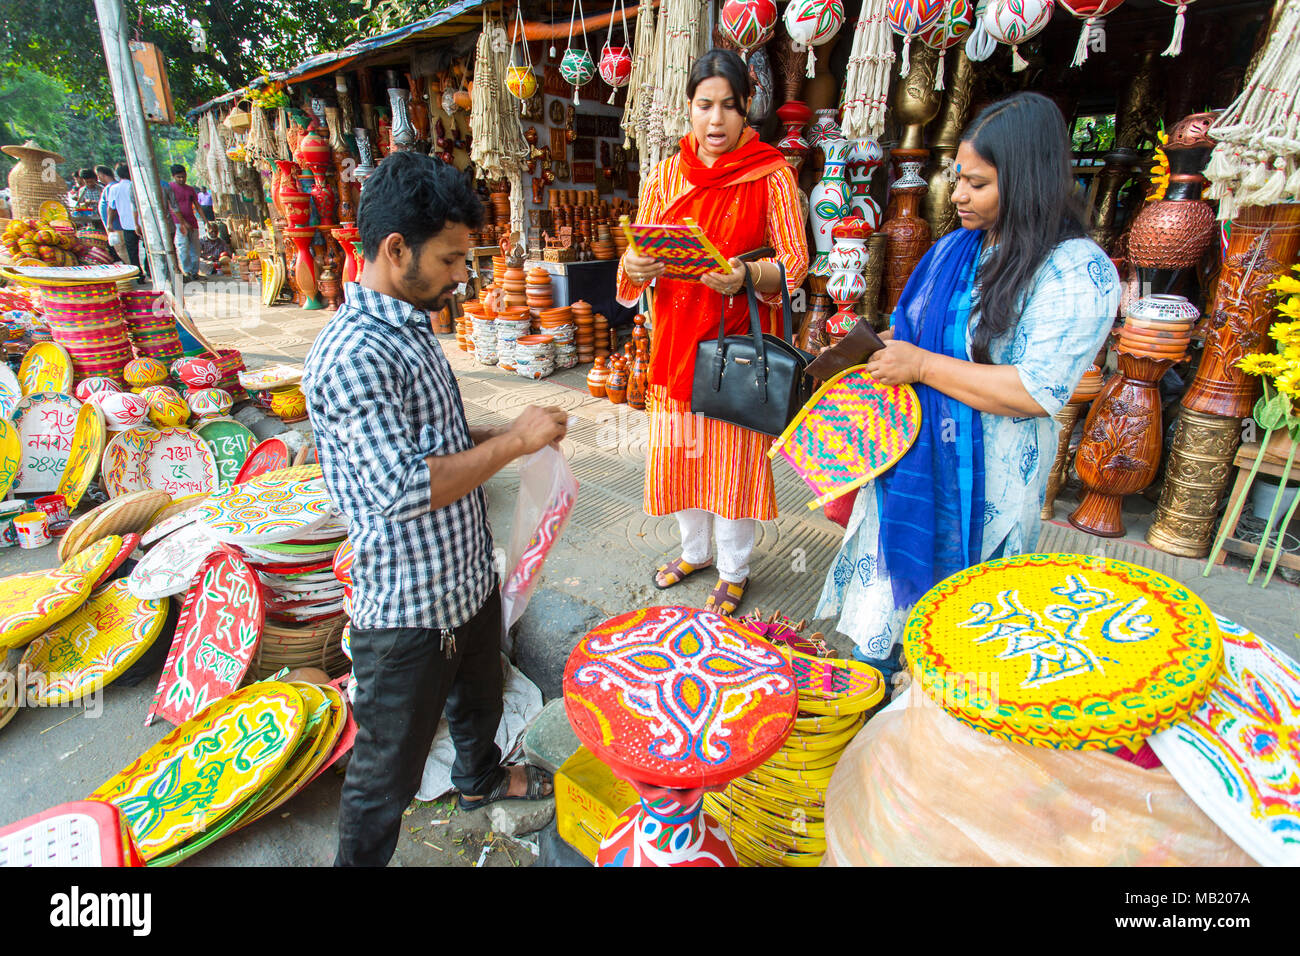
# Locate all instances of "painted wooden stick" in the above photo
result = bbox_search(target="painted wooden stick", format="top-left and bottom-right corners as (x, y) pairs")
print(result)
(1247, 438), (1297, 582)
(1204, 427), (1276, 575)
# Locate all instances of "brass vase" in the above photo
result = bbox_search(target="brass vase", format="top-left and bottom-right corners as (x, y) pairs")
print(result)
(923, 49), (975, 241)
(892, 43), (942, 152)
(1146, 408), (1244, 557)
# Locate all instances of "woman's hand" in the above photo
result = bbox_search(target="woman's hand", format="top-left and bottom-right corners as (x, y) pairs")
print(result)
(623, 251), (665, 285)
(864, 339), (929, 386)
(700, 257), (749, 296)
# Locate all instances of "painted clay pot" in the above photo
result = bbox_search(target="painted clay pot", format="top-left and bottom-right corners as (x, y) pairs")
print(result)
(147, 392), (189, 428)
(808, 139), (852, 276)
(1127, 112), (1217, 270)
(269, 385), (308, 424)
(186, 387), (234, 420)
(173, 357), (222, 389)
(878, 154), (932, 315)
(91, 390), (150, 431)
(73, 377), (121, 403)
(123, 357), (169, 393)
(605, 356), (628, 404)
(586, 357), (609, 398)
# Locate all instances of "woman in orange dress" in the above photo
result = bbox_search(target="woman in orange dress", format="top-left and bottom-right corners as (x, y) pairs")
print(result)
(617, 48), (809, 616)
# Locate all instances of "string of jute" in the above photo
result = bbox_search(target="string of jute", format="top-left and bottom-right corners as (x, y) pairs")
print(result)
(620, 0), (658, 153)
(1204, 0), (1300, 219)
(840, 0), (896, 140)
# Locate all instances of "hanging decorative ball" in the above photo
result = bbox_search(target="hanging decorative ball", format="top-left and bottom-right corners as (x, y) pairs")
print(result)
(506, 66), (538, 102)
(560, 47), (597, 101)
(598, 44), (633, 100)
(981, 0), (1054, 72)
(887, 0), (948, 77)
(1059, 0), (1126, 67)
(920, 0), (974, 88)
(965, 0), (998, 60)
(719, 0), (781, 57)
(1155, 0), (1196, 56)
(783, 0), (847, 78)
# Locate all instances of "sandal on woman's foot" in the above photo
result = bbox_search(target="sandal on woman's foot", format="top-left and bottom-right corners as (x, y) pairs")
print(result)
(653, 556), (713, 590)
(704, 577), (748, 617)
(457, 765), (554, 812)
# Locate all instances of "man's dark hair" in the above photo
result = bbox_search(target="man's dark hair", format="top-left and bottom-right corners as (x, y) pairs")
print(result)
(94, 165), (114, 179)
(170, 164), (185, 176)
(357, 151), (483, 261)
(77, 168), (93, 180)
(114, 162), (130, 180)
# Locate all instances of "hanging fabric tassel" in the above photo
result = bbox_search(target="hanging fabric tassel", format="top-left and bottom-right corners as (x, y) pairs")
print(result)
(1162, 4), (1187, 57)
(608, 89), (618, 105)
(806, 44), (817, 78)
(1253, 158), (1288, 205)
(965, 19), (995, 61)
(574, 86), (581, 105)
(934, 50), (946, 90)
(1071, 19), (1092, 68)
(1011, 44), (1028, 71)
(1285, 160), (1300, 200)
(899, 35), (912, 77)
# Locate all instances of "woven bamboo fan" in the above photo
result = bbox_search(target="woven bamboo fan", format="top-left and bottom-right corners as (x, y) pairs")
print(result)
(2, 141), (69, 221)
(250, 615), (349, 680)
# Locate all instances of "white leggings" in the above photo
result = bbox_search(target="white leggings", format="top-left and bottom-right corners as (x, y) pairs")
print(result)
(676, 508), (757, 584)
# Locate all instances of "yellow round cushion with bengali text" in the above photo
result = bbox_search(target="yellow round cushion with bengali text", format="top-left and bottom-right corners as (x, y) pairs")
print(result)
(903, 553), (1222, 753)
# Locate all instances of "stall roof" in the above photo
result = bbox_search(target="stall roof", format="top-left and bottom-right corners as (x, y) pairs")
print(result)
(185, 0), (489, 119)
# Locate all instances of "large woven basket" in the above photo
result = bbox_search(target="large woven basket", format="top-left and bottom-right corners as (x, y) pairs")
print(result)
(2, 141), (68, 220)
(251, 614), (349, 680)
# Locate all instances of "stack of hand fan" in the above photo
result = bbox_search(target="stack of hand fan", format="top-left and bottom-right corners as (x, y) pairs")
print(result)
(89, 680), (354, 866)
(704, 647), (885, 867)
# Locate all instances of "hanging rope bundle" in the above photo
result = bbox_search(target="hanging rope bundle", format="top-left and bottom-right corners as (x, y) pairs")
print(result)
(274, 108), (292, 160)
(470, 9), (531, 242)
(841, 0), (896, 140)
(245, 106), (277, 164)
(656, 0), (707, 148)
(1204, 0), (1300, 219)
(621, 0), (658, 152)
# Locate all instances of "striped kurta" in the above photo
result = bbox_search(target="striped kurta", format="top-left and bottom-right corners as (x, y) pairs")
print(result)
(618, 148), (809, 521)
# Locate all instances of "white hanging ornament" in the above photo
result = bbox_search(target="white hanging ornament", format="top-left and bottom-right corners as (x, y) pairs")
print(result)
(981, 0), (1054, 72)
(784, 0), (847, 79)
(1156, 0), (1197, 57)
(965, 0), (997, 60)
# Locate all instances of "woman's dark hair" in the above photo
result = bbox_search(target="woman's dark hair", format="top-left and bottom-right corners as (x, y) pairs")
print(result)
(357, 151), (483, 260)
(962, 91), (1086, 364)
(686, 48), (751, 103)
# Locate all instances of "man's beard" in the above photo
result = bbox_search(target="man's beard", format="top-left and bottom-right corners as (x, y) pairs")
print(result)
(403, 259), (457, 311)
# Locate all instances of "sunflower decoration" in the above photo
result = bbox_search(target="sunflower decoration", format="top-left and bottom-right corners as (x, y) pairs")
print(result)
(1146, 127), (1170, 201)
(248, 76), (290, 110)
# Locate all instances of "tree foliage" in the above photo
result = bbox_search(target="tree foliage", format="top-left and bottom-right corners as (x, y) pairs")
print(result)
(0, 0), (363, 113)
(351, 0), (449, 41)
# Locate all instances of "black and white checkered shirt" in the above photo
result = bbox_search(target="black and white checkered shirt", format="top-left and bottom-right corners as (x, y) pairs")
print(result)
(304, 283), (494, 630)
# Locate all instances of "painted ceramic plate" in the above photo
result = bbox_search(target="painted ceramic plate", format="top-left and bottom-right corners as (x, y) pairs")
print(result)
(197, 474), (333, 545)
(21, 579), (169, 705)
(127, 520), (221, 600)
(195, 418), (254, 492)
(12, 391), (81, 494)
(90, 682), (305, 862)
(233, 437), (291, 484)
(17, 342), (74, 396)
(0, 418), (20, 502)
(0, 364), (20, 418)
(140, 503), (206, 548)
(0, 801), (139, 867)
(1149, 616), (1300, 867)
(333, 539), (353, 586)
(562, 606), (799, 789)
(93, 532), (141, 588)
(101, 425), (158, 497)
(237, 364), (303, 391)
(55, 401), (106, 510)
(0, 537), (119, 650)
(140, 427), (219, 498)
(903, 553), (1223, 753)
(147, 550), (265, 727)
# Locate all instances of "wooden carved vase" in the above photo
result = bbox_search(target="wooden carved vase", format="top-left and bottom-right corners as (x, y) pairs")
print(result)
(1182, 204), (1300, 419)
(878, 155), (931, 317)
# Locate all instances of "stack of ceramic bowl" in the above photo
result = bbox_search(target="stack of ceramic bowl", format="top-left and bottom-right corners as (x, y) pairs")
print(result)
(118, 290), (184, 363)
(515, 334), (556, 380)
(577, 313), (597, 364)
(591, 225), (616, 260)
(612, 225), (628, 259)
(1071, 364), (1104, 404)
(491, 257), (507, 288)
(495, 307), (532, 373)
(458, 301), (482, 353)
(501, 264), (527, 309)
(538, 305), (575, 369)
(1119, 293), (1198, 362)
(594, 312), (610, 361)
(38, 280), (134, 384)
(525, 268), (553, 312)
(472, 316), (498, 365)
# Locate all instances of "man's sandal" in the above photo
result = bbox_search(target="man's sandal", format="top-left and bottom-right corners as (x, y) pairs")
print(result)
(457, 765), (553, 812)
(704, 577), (748, 617)
(653, 557), (713, 590)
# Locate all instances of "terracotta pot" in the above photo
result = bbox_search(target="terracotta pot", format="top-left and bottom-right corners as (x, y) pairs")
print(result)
(606, 356), (628, 404)
(877, 153), (931, 315)
(1127, 112), (1218, 270)
(586, 357), (609, 397)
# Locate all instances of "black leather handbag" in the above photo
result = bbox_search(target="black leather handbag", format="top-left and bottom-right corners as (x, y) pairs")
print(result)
(690, 264), (814, 437)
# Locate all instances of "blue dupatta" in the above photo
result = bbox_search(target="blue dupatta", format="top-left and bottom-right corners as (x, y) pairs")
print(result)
(877, 227), (986, 609)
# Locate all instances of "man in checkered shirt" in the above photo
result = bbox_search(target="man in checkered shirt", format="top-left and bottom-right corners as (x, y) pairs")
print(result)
(305, 152), (566, 867)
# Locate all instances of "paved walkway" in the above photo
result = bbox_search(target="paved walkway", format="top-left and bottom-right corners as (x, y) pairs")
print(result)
(0, 277), (1296, 868)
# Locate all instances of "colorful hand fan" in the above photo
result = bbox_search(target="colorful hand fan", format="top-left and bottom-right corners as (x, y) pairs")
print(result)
(768, 365), (921, 508)
(619, 215), (733, 280)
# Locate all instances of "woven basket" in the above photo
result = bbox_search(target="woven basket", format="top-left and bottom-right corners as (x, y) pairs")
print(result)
(2, 141), (68, 220)
(251, 614), (349, 680)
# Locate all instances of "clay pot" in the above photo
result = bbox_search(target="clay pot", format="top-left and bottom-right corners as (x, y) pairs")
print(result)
(605, 356), (628, 404)
(586, 358), (609, 397)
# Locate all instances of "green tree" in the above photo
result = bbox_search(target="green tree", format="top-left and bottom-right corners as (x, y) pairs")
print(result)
(0, 0), (363, 114)
(352, 0), (448, 40)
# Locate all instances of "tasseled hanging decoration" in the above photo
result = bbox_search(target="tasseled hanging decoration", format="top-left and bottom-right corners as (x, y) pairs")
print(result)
(1011, 43), (1028, 71)
(899, 34), (912, 76)
(1071, 18), (1099, 68)
(806, 43), (817, 77)
(1162, 3), (1187, 57)
(1286, 160), (1300, 200)
(934, 50), (946, 89)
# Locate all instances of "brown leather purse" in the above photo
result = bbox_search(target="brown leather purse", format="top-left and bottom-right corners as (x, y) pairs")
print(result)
(804, 319), (887, 382)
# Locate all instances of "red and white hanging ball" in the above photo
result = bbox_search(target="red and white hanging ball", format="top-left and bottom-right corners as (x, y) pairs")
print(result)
(720, 0), (781, 53)
(783, 0), (846, 48)
(599, 45), (633, 88)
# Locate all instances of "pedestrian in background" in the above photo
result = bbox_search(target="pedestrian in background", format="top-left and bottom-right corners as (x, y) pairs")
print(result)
(105, 162), (140, 270)
(166, 164), (205, 282)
